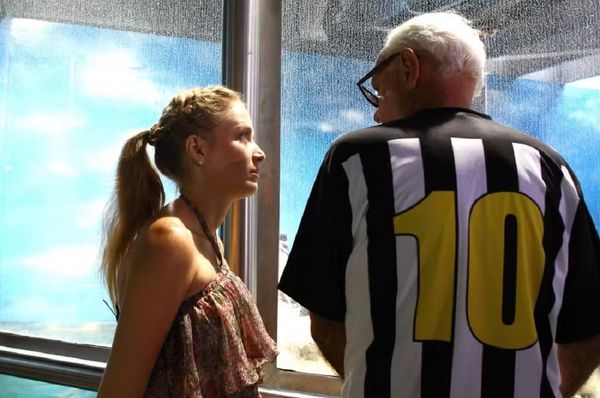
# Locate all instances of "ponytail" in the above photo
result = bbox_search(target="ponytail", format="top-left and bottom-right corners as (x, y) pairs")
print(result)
(100, 85), (242, 305)
(101, 130), (165, 305)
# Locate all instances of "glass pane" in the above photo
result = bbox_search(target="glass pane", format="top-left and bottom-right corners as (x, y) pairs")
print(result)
(0, 0), (222, 345)
(486, 77), (600, 225)
(278, 0), (600, 375)
(0, 374), (95, 398)
(278, 0), (391, 376)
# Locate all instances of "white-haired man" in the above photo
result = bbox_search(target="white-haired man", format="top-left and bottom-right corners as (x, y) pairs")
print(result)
(279, 12), (600, 398)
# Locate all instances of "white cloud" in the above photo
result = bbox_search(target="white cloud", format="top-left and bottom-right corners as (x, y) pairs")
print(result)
(9, 18), (52, 41)
(567, 110), (600, 133)
(567, 76), (600, 91)
(45, 160), (79, 178)
(340, 109), (366, 123)
(74, 198), (108, 230)
(20, 244), (99, 278)
(2, 297), (53, 318)
(316, 111), (367, 134)
(565, 97), (600, 133)
(83, 130), (149, 172)
(318, 122), (334, 132)
(81, 50), (161, 105)
(15, 111), (86, 138)
(83, 143), (122, 173)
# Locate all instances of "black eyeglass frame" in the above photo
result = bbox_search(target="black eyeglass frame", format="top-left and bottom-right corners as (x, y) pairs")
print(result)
(356, 52), (401, 108)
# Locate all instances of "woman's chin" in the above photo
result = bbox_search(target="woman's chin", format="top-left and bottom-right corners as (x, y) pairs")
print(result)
(233, 183), (259, 199)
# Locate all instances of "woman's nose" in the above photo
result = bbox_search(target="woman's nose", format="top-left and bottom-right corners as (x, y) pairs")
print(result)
(254, 145), (266, 162)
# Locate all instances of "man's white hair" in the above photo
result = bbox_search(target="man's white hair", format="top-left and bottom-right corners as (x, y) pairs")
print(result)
(381, 12), (486, 95)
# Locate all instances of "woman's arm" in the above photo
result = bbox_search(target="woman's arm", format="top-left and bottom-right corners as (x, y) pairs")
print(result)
(97, 219), (197, 398)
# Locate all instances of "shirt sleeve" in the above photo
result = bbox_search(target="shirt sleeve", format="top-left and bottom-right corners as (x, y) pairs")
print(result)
(277, 147), (354, 322)
(556, 197), (600, 344)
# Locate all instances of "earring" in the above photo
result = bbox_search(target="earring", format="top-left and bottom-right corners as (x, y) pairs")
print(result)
(196, 156), (204, 166)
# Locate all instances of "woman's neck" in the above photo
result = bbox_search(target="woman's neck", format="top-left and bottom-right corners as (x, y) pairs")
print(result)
(178, 187), (231, 234)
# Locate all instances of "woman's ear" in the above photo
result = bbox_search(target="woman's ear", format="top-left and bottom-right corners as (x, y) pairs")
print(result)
(185, 134), (208, 166)
(400, 48), (420, 90)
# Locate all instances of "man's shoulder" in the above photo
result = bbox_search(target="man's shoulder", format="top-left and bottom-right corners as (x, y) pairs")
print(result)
(329, 124), (416, 153)
(322, 125), (410, 168)
(334, 124), (403, 143)
(325, 109), (568, 170)
(472, 118), (566, 163)
(330, 108), (491, 148)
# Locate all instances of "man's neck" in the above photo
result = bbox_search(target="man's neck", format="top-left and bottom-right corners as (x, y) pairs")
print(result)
(415, 72), (476, 112)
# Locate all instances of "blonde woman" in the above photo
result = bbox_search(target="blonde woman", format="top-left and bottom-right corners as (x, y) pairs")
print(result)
(98, 86), (277, 398)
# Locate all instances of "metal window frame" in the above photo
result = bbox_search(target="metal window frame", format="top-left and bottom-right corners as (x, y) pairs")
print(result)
(0, 336), (340, 397)
(221, 0), (342, 395)
(0, 333), (107, 390)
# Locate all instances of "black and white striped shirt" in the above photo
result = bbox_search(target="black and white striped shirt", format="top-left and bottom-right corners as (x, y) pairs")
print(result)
(278, 108), (600, 398)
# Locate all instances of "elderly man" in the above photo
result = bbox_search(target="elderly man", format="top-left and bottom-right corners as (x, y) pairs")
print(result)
(278, 12), (600, 398)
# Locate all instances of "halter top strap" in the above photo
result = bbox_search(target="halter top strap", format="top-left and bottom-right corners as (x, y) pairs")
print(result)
(180, 194), (223, 269)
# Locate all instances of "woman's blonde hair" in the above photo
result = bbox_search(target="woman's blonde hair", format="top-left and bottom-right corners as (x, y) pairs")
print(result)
(101, 85), (241, 305)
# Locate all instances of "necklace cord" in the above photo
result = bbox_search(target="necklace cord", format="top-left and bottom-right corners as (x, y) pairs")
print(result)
(179, 194), (223, 268)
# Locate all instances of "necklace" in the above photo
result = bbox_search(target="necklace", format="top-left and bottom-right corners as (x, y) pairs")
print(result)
(179, 194), (223, 269)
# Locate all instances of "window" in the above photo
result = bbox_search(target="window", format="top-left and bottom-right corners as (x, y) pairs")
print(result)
(486, 75), (600, 224)
(0, 374), (96, 397)
(0, 1), (223, 346)
(1, 0), (598, 395)
(277, 0), (599, 388)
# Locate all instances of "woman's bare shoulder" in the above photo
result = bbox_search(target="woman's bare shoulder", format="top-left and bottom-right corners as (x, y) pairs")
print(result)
(130, 216), (197, 277)
(146, 216), (193, 244)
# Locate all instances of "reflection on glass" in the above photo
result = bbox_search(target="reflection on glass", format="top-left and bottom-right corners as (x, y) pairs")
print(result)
(278, 0), (599, 376)
(278, 51), (372, 375)
(0, 17), (220, 345)
(0, 374), (96, 398)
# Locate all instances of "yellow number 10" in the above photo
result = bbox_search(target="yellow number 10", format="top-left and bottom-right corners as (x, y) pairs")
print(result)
(394, 191), (545, 349)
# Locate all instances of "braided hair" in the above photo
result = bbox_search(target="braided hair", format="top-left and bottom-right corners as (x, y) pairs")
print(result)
(101, 85), (241, 305)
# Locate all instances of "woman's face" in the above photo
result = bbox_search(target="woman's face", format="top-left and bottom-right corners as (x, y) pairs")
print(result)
(203, 101), (266, 199)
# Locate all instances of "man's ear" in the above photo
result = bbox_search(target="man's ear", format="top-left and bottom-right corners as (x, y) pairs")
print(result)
(400, 48), (420, 89)
(185, 134), (208, 164)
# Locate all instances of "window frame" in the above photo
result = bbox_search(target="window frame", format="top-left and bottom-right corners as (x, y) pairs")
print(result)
(0, 0), (343, 395)
(1, 0), (599, 397)
(214, 0), (344, 394)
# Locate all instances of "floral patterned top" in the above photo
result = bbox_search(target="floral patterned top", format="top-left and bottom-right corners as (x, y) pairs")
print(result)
(142, 262), (278, 397)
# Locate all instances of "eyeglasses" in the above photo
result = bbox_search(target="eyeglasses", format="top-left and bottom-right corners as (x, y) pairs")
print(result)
(356, 52), (400, 108)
